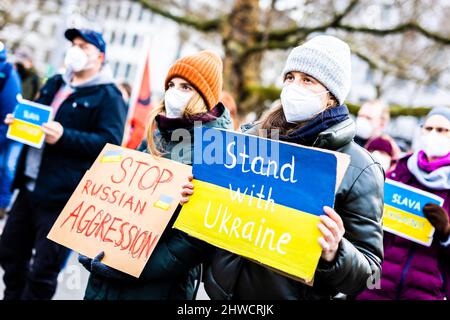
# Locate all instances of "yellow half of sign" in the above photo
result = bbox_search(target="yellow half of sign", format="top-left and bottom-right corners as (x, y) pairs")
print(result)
(383, 204), (435, 246)
(174, 179), (322, 284)
(9, 119), (44, 144)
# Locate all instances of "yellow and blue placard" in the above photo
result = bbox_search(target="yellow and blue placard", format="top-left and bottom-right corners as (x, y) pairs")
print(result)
(7, 99), (52, 148)
(174, 127), (341, 284)
(383, 179), (444, 246)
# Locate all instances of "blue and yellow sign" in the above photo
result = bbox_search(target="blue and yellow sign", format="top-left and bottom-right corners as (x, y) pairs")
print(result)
(7, 99), (53, 148)
(383, 179), (444, 246)
(174, 127), (349, 284)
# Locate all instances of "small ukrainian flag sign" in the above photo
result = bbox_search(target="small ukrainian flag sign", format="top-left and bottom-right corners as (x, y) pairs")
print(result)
(153, 194), (174, 211)
(101, 150), (123, 163)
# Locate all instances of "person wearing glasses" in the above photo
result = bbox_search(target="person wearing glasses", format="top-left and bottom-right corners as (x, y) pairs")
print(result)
(358, 106), (450, 300)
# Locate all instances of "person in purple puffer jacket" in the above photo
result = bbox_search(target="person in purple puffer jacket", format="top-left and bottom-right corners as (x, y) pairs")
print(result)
(358, 106), (450, 300)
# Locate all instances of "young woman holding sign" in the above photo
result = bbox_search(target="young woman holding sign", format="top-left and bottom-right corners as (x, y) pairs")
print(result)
(181, 35), (385, 300)
(358, 107), (450, 300)
(78, 50), (233, 300)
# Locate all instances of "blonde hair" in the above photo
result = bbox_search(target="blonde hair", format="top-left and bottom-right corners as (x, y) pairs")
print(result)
(146, 91), (208, 156)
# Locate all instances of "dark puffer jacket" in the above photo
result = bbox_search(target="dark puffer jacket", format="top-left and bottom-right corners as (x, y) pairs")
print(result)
(204, 118), (385, 300)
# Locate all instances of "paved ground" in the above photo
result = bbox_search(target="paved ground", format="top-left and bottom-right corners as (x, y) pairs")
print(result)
(0, 217), (209, 300)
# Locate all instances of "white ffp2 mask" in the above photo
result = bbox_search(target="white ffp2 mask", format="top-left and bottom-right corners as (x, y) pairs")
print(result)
(164, 89), (193, 118)
(420, 132), (450, 158)
(64, 46), (89, 72)
(280, 84), (328, 123)
(355, 117), (374, 140)
(64, 46), (99, 72)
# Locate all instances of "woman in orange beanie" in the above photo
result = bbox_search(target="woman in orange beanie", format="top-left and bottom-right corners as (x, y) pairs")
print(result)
(79, 50), (233, 300)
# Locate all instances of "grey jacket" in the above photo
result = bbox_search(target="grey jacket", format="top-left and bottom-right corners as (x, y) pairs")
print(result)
(204, 118), (385, 300)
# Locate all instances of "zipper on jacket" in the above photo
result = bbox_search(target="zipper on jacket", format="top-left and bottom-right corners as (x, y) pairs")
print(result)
(395, 245), (416, 300)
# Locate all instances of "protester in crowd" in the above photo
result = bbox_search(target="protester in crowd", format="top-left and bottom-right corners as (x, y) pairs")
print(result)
(365, 135), (402, 173)
(78, 50), (233, 300)
(13, 46), (41, 100)
(0, 41), (22, 220)
(219, 90), (239, 130)
(0, 28), (127, 300)
(116, 80), (132, 106)
(358, 106), (450, 300)
(181, 35), (385, 299)
(354, 99), (390, 147)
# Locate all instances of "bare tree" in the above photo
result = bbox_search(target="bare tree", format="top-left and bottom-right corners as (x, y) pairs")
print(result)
(135, 0), (450, 118)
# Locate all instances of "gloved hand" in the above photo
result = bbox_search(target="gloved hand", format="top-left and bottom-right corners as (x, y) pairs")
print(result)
(90, 251), (134, 281)
(423, 203), (450, 241)
(78, 254), (92, 272)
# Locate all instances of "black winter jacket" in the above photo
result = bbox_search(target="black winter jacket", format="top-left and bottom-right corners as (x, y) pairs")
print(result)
(12, 74), (127, 208)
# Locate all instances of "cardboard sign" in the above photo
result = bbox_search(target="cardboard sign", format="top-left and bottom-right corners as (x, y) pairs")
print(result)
(7, 99), (53, 148)
(383, 179), (444, 246)
(174, 128), (350, 285)
(47, 144), (192, 277)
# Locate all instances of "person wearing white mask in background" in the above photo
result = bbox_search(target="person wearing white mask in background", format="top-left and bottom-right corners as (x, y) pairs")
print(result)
(358, 106), (450, 300)
(354, 99), (390, 147)
(0, 28), (127, 300)
(78, 50), (233, 300)
(365, 135), (402, 173)
(181, 35), (385, 300)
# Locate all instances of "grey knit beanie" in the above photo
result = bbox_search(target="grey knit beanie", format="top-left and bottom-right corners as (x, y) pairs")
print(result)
(282, 35), (352, 105)
(426, 106), (450, 122)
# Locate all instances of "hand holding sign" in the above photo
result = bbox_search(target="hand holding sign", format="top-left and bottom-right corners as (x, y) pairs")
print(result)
(41, 121), (64, 144)
(6, 99), (53, 148)
(180, 175), (194, 204)
(4, 113), (14, 125)
(318, 206), (345, 262)
(423, 203), (450, 240)
(90, 251), (133, 281)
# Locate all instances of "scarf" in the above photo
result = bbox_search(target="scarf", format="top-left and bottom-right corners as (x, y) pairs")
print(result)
(156, 103), (226, 133)
(407, 151), (450, 190)
(417, 150), (450, 172)
(279, 104), (350, 145)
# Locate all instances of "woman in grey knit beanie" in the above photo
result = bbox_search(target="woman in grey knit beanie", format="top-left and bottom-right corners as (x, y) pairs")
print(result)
(182, 34), (386, 300)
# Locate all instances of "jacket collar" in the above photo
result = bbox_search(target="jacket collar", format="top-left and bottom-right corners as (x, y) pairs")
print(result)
(312, 118), (356, 150)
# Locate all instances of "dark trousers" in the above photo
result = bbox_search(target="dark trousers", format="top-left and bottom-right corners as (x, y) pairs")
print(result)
(0, 189), (70, 300)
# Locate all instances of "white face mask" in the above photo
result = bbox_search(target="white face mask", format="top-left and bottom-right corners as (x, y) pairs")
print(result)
(164, 88), (193, 118)
(64, 46), (99, 72)
(371, 150), (392, 172)
(420, 132), (450, 158)
(280, 84), (328, 123)
(355, 117), (374, 140)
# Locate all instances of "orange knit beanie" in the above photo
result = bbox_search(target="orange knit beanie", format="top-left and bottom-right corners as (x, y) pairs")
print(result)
(165, 50), (223, 110)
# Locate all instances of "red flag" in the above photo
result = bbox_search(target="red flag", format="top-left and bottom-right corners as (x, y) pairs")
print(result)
(123, 51), (152, 150)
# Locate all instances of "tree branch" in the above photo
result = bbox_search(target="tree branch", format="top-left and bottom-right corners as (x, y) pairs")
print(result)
(337, 22), (450, 45)
(136, 0), (223, 32)
(261, 0), (360, 42)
